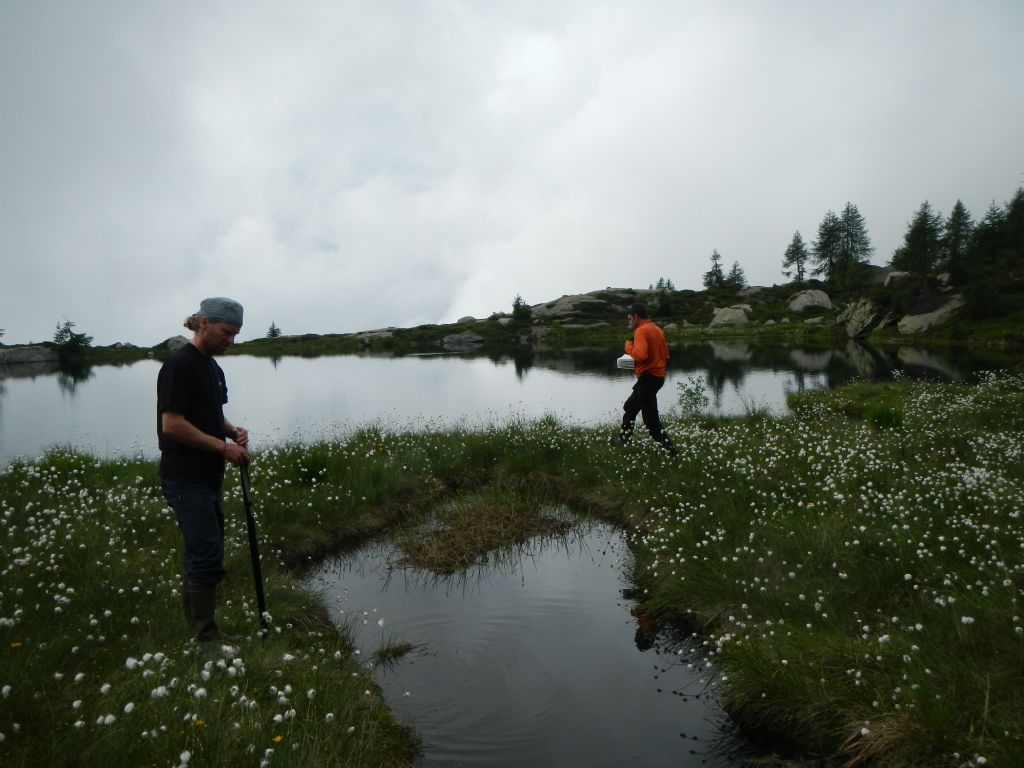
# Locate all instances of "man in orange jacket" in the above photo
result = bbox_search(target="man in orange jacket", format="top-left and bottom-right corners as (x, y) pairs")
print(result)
(615, 302), (675, 454)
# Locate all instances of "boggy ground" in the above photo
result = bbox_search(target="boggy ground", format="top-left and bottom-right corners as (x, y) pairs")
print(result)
(1, 371), (1022, 767)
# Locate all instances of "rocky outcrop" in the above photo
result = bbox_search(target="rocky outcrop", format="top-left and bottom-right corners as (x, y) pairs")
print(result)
(441, 331), (484, 350)
(843, 299), (882, 338)
(709, 306), (751, 327)
(531, 294), (617, 319)
(884, 270), (912, 287)
(0, 345), (58, 364)
(356, 329), (394, 345)
(897, 296), (964, 335)
(788, 290), (832, 313)
(457, 316), (476, 324)
(161, 335), (190, 351)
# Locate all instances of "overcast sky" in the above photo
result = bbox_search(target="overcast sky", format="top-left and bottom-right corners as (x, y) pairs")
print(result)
(2, 1), (1021, 346)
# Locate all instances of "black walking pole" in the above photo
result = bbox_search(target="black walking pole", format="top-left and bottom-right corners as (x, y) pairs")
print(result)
(239, 462), (268, 631)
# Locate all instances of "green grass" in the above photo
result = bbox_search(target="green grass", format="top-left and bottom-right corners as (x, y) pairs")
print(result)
(2, 373), (1023, 766)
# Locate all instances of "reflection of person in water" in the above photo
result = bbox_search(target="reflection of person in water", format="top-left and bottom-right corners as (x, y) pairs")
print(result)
(614, 303), (676, 454)
(631, 606), (660, 651)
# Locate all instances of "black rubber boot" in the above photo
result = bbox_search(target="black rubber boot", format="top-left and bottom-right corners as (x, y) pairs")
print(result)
(185, 582), (221, 643)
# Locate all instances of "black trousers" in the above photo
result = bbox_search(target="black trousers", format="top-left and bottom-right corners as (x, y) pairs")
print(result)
(621, 372), (672, 447)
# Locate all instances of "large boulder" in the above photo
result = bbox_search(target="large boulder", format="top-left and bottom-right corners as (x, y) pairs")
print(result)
(709, 306), (750, 327)
(162, 335), (190, 351)
(897, 296), (964, 335)
(788, 290), (832, 313)
(531, 294), (615, 319)
(843, 299), (882, 338)
(441, 331), (484, 351)
(884, 270), (912, 287)
(0, 345), (58, 364)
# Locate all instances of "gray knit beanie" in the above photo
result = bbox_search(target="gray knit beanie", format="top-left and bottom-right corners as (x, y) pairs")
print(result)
(197, 297), (244, 326)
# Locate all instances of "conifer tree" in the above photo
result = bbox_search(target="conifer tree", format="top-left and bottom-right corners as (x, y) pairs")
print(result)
(811, 211), (842, 280)
(726, 261), (746, 291)
(837, 202), (874, 284)
(891, 201), (944, 279)
(941, 200), (974, 282)
(703, 250), (725, 289)
(782, 231), (809, 282)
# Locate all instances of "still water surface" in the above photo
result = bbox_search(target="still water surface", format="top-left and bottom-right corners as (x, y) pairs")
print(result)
(307, 521), (737, 767)
(0, 341), (1006, 465)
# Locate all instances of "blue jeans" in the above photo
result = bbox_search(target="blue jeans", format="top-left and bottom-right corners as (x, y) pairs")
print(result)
(161, 479), (226, 586)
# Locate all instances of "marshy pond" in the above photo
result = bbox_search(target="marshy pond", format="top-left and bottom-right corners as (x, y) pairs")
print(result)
(306, 520), (748, 767)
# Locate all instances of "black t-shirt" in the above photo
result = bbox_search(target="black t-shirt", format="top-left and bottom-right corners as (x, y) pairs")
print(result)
(157, 343), (229, 487)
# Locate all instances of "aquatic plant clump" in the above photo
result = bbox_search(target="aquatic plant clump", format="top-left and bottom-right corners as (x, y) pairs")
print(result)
(1, 372), (1022, 766)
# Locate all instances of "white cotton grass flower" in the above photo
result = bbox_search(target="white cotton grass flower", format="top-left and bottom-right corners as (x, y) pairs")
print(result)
(2, 685), (11, 698)
(961, 616), (975, 625)
(100, 683), (111, 694)
(124, 702), (135, 714)
(324, 712), (335, 723)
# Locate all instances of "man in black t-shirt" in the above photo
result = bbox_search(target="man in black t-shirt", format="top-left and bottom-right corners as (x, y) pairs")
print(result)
(157, 297), (249, 643)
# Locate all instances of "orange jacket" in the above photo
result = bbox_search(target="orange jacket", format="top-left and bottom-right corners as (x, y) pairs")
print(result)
(625, 319), (669, 377)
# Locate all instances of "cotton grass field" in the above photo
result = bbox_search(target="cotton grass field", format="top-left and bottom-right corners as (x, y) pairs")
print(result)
(1, 371), (1022, 767)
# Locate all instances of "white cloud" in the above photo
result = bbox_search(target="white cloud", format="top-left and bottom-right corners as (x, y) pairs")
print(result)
(2, 0), (1022, 345)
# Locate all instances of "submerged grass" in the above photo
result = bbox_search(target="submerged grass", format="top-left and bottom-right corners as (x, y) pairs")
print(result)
(2, 371), (1023, 766)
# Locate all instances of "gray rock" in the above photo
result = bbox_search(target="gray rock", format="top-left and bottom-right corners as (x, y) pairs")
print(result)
(163, 335), (190, 351)
(496, 317), (513, 327)
(739, 286), (766, 296)
(531, 293), (615, 318)
(788, 289), (832, 313)
(884, 270), (912, 287)
(0, 345), (58, 364)
(844, 299), (881, 338)
(709, 306), (750, 327)
(356, 329), (394, 342)
(897, 296), (964, 334)
(804, 316), (825, 324)
(457, 316), (476, 324)
(441, 331), (484, 350)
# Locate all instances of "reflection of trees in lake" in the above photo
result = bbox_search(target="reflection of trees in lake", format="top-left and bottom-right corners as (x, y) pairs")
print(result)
(56, 361), (94, 396)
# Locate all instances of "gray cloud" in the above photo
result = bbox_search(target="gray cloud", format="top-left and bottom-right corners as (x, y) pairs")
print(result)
(2, 0), (1022, 345)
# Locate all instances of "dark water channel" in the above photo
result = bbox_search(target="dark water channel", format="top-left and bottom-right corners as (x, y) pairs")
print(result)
(306, 521), (746, 768)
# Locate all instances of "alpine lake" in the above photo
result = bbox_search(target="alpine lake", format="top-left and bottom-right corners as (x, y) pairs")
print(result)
(1, 339), (1013, 766)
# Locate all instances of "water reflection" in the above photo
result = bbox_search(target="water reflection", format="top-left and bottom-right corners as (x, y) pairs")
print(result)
(306, 522), (744, 768)
(0, 340), (1011, 465)
(56, 361), (95, 396)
